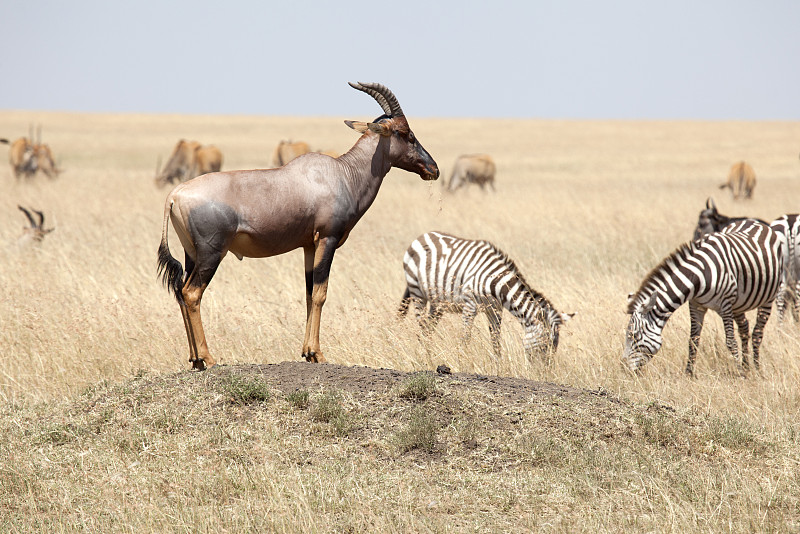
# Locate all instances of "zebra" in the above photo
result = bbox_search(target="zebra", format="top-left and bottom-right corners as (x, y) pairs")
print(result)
(399, 231), (572, 358)
(769, 214), (800, 322)
(625, 220), (783, 376)
(693, 197), (800, 322)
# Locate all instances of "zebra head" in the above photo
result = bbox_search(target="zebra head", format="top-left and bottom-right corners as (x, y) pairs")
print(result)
(523, 308), (574, 357)
(623, 292), (663, 372)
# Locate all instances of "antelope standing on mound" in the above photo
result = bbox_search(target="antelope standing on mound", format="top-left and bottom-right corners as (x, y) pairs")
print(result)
(17, 206), (54, 246)
(158, 82), (439, 370)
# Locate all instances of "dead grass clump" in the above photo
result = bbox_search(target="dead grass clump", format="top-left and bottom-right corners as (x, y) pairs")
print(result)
(219, 373), (272, 405)
(397, 372), (437, 401)
(310, 389), (355, 437)
(393, 405), (439, 453)
(286, 389), (310, 410)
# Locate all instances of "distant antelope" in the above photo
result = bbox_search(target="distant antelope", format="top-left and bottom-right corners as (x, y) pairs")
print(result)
(17, 205), (54, 245)
(719, 161), (756, 200)
(158, 82), (439, 370)
(399, 231), (572, 358)
(155, 140), (223, 187)
(1, 137), (37, 180)
(445, 154), (496, 192)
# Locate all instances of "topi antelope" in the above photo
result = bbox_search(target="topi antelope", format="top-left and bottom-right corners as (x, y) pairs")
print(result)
(158, 82), (439, 370)
(17, 205), (54, 245)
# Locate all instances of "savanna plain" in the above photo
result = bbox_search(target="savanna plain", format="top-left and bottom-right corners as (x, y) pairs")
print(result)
(1, 109), (799, 532)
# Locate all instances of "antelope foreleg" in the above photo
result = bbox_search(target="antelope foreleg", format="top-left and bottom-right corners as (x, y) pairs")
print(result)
(302, 236), (337, 363)
(182, 282), (216, 370)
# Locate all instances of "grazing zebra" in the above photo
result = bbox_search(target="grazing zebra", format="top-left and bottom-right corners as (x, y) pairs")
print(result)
(693, 198), (800, 322)
(399, 231), (572, 358)
(769, 214), (800, 322)
(625, 221), (783, 376)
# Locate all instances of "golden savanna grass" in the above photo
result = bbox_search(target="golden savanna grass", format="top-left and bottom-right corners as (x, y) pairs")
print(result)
(1, 110), (800, 531)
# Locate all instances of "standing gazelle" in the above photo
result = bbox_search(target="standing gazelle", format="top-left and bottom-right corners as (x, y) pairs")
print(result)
(158, 82), (439, 370)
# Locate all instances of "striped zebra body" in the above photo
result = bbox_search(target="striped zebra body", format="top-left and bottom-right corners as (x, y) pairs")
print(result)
(769, 214), (800, 322)
(625, 221), (783, 375)
(400, 231), (570, 357)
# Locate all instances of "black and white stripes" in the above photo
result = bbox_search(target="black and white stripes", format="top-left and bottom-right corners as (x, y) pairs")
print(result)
(769, 214), (800, 322)
(624, 221), (784, 375)
(399, 231), (571, 358)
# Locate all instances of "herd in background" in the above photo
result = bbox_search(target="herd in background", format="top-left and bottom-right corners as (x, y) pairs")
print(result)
(4, 86), (799, 379)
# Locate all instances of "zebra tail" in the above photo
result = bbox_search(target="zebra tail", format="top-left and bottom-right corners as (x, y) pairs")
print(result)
(398, 287), (412, 317)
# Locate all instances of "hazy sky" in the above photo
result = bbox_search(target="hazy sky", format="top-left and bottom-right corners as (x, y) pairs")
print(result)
(2, 1), (799, 119)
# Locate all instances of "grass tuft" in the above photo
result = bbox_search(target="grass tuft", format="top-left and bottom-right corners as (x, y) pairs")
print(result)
(397, 372), (437, 401)
(220, 374), (271, 405)
(393, 405), (438, 453)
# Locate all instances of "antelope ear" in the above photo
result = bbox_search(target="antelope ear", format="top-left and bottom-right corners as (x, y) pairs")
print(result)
(344, 120), (370, 133)
(367, 122), (391, 136)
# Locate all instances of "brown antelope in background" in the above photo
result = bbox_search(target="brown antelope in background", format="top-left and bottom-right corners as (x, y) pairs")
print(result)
(155, 140), (223, 187)
(445, 154), (496, 192)
(17, 205), (54, 246)
(1, 126), (61, 180)
(271, 140), (340, 167)
(158, 82), (439, 370)
(1, 136), (37, 180)
(719, 161), (756, 200)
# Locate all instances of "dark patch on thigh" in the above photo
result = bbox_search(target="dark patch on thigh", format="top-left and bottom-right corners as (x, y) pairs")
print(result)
(187, 201), (239, 260)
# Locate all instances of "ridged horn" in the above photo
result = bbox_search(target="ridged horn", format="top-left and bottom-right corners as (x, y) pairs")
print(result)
(33, 208), (45, 227)
(18, 205), (36, 228)
(348, 82), (404, 117)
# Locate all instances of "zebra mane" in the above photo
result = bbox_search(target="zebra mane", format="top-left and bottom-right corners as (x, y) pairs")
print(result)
(627, 240), (696, 314)
(491, 242), (561, 323)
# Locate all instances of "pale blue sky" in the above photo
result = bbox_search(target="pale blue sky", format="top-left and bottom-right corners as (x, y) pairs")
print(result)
(1, 1), (798, 119)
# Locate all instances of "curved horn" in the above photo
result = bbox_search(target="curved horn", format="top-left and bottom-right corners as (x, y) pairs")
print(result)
(18, 205), (36, 228)
(349, 82), (404, 117)
(33, 208), (45, 227)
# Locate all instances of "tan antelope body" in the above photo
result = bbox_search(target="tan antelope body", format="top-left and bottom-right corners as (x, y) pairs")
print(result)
(158, 82), (439, 369)
(155, 140), (223, 187)
(34, 143), (60, 179)
(719, 161), (756, 199)
(446, 154), (496, 191)
(1, 137), (37, 180)
(271, 140), (311, 167)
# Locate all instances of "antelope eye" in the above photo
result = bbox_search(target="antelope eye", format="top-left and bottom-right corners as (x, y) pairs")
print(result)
(408, 131), (416, 143)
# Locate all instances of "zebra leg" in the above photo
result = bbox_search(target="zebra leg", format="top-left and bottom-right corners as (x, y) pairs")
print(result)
(718, 304), (741, 371)
(687, 303), (707, 377)
(775, 283), (787, 323)
(734, 313), (751, 369)
(460, 300), (479, 345)
(484, 304), (503, 357)
(792, 281), (800, 323)
(751, 304), (773, 372)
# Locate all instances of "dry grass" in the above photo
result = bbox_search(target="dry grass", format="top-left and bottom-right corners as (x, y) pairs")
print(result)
(1, 110), (800, 531)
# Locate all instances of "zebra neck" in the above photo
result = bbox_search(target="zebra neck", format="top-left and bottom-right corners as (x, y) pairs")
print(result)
(497, 278), (555, 327)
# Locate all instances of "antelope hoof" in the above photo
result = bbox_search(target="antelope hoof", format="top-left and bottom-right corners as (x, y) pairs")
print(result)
(303, 351), (326, 363)
(190, 357), (216, 371)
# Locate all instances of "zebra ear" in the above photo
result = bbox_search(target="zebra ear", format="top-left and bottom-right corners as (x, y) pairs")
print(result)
(626, 293), (636, 310)
(561, 312), (575, 323)
(642, 293), (658, 313)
